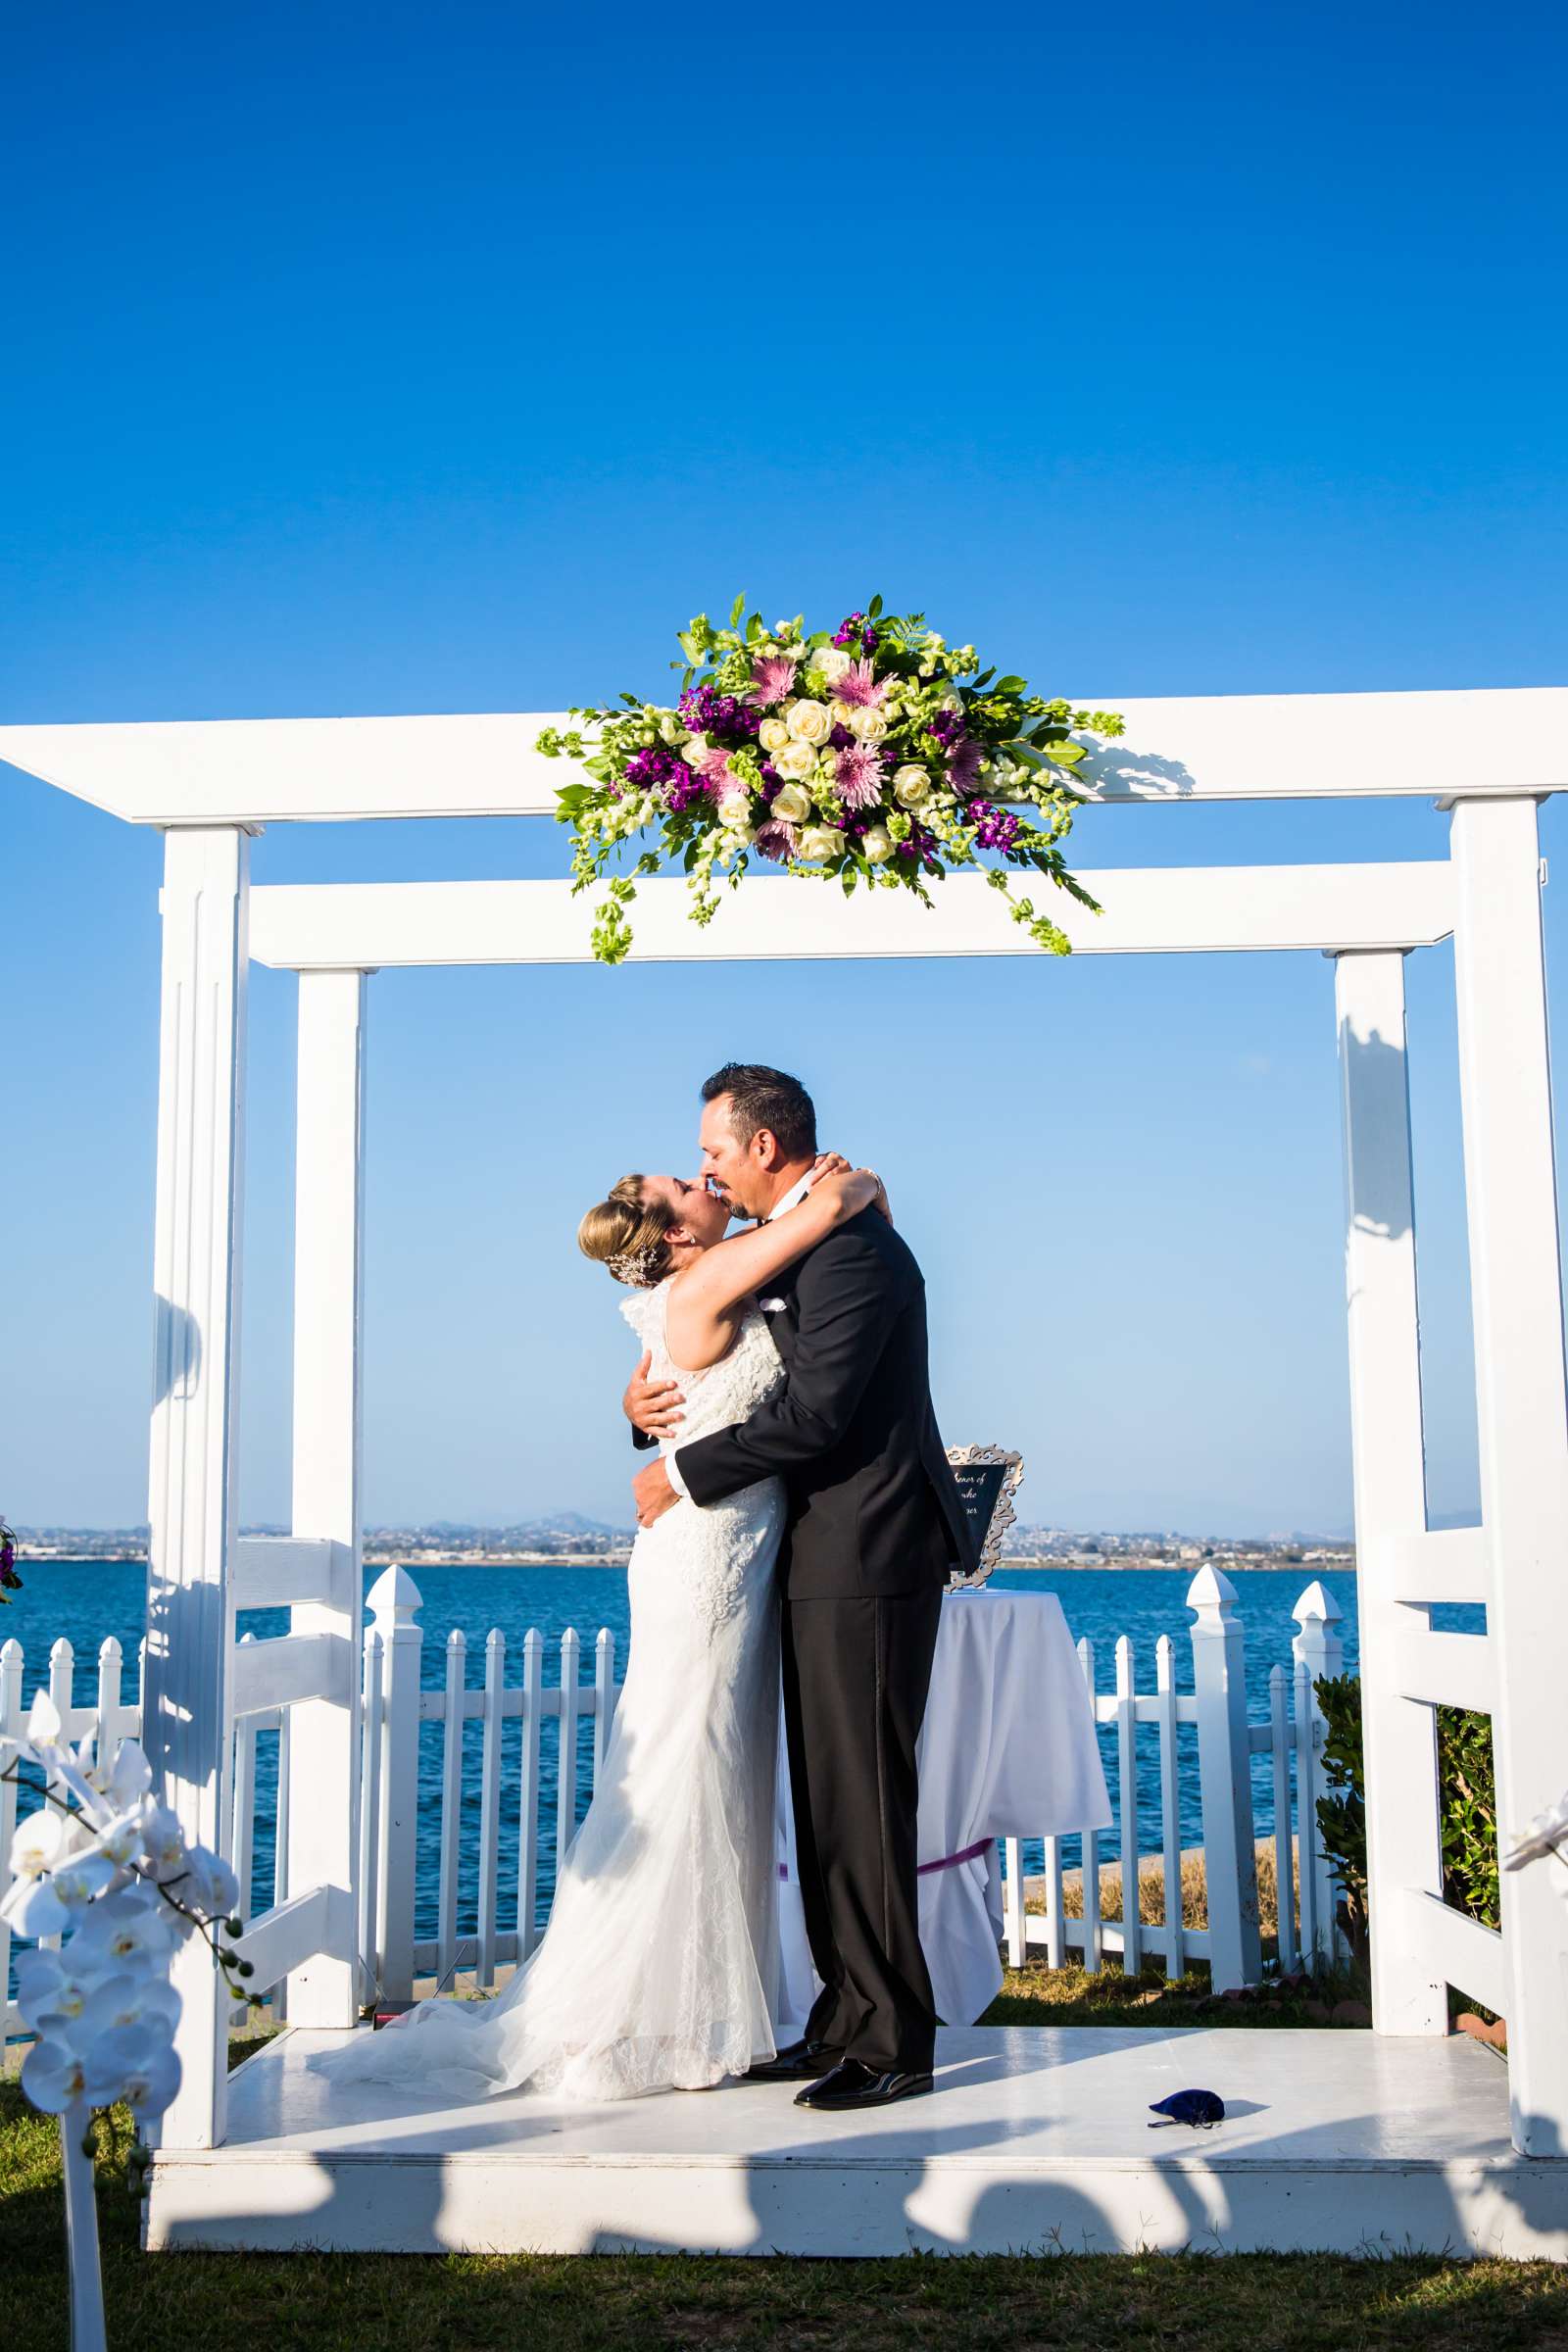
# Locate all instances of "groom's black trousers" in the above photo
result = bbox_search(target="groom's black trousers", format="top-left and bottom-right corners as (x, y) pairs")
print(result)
(782, 1585), (944, 2076)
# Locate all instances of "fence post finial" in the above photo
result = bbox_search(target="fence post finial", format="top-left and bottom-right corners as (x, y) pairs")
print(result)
(367, 1564), (423, 1631)
(1293, 1579), (1345, 1656)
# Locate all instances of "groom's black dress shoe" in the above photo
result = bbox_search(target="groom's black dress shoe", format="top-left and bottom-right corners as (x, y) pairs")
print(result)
(745, 2039), (840, 2083)
(793, 2060), (933, 2111)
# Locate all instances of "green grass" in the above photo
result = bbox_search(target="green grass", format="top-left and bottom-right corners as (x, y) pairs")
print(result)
(3, 1991), (1562, 2352)
(983, 1957), (1374, 2031)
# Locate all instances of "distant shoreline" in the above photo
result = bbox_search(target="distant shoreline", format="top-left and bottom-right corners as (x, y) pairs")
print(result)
(17, 1551), (1356, 1574)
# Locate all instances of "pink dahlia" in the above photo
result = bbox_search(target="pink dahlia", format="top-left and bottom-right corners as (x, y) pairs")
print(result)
(748, 652), (799, 707)
(833, 739), (886, 810)
(754, 819), (799, 862)
(831, 658), (889, 710)
(697, 745), (737, 793)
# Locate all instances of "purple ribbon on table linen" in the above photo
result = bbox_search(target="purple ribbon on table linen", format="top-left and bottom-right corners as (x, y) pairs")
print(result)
(917, 1838), (994, 1877)
(778, 1837), (994, 1884)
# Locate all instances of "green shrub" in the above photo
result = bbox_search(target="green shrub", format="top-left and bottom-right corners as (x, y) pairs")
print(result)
(1311, 1674), (1499, 1962)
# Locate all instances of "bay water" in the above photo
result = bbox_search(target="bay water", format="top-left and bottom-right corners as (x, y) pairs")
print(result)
(5, 1558), (1362, 1965)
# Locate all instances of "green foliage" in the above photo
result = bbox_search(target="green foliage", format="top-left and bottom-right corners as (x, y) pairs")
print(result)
(1438, 1704), (1500, 1929)
(1312, 1674), (1370, 1958)
(1311, 1674), (1501, 1968)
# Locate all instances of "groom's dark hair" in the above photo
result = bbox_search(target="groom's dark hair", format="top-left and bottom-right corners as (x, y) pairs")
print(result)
(702, 1063), (817, 1161)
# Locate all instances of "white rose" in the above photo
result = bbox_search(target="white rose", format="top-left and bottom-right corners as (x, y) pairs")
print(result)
(815, 647), (853, 687)
(893, 763), (931, 808)
(799, 824), (845, 862)
(861, 826), (894, 864)
(680, 736), (710, 768)
(717, 788), (752, 829)
(850, 706), (889, 742)
(772, 738), (817, 782)
(787, 699), (831, 745)
(829, 698), (855, 728)
(771, 781), (811, 824)
(758, 715), (792, 754)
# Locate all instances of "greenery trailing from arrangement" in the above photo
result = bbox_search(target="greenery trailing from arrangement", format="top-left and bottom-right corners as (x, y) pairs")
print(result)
(1312, 1674), (1500, 1963)
(536, 595), (1123, 963)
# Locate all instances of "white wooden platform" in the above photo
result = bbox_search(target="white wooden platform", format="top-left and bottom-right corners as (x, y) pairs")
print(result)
(144, 2025), (1568, 2258)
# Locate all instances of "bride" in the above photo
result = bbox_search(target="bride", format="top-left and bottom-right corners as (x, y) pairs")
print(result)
(309, 1153), (884, 2102)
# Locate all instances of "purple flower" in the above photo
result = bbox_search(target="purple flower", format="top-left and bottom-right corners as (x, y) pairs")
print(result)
(946, 736), (984, 791)
(831, 611), (877, 656)
(622, 742), (689, 800)
(833, 739), (886, 810)
(755, 819), (799, 862)
(678, 684), (761, 742)
(967, 800), (1020, 851)
(926, 704), (966, 749)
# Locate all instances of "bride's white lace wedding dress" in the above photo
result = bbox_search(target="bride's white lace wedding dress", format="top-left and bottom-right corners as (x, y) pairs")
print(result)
(310, 1277), (787, 2102)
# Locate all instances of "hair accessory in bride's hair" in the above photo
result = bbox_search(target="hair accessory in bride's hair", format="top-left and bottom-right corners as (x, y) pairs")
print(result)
(608, 1244), (664, 1289)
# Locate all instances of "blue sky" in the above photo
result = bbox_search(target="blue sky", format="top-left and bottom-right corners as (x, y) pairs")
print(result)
(2, 1), (1564, 1535)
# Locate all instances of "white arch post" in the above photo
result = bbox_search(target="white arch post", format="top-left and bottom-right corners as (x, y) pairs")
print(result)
(281, 969), (369, 2027)
(1334, 947), (1448, 2034)
(1451, 794), (1568, 2158)
(142, 824), (251, 2151)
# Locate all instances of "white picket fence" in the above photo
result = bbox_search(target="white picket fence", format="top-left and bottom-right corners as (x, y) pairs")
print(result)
(1000, 1572), (1346, 1984)
(2, 1568), (1346, 2038)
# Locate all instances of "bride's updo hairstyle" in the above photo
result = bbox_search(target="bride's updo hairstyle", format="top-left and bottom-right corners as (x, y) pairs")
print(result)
(577, 1174), (674, 1291)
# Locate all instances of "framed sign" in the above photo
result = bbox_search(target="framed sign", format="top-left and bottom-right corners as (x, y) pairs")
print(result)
(944, 1444), (1025, 1590)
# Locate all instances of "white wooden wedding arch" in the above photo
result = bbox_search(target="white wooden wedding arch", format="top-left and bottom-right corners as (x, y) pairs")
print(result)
(5, 683), (1568, 2168)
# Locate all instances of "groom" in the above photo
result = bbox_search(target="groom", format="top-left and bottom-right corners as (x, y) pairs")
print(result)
(628, 1062), (977, 2111)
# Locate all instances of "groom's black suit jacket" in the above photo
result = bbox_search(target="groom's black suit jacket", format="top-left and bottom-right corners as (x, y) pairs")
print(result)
(672, 1206), (978, 1598)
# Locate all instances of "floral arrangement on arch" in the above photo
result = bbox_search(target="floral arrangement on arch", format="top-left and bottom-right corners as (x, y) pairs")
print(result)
(537, 597), (1124, 963)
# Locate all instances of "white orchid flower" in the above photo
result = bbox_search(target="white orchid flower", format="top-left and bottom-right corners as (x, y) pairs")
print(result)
(82, 2021), (181, 2118)
(73, 1804), (146, 1878)
(137, 1800), (189, 1884)
(21, 1690), (99, 1814)
(1504, 1788), (1568, 1871)
(77, 1971), (181, 2045)
(0, 1807), (85, 1936)
(69, 1884), (173, 1977)
(21, 2033), (94, 2115)
(179, 1842), (240, 1922)
(8, 1849), (120, 1940)
(14, 1948), (109, 2035)
(77, 1733), (152, 1817)
(5, 1803), (66, 1884)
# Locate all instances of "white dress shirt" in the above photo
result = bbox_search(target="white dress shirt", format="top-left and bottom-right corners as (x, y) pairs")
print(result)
(662, 1171), (814, 1502)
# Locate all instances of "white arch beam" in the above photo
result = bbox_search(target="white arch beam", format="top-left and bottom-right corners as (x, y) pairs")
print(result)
(1, 686), (1563, 825)
(247, 861), (1455, 971)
